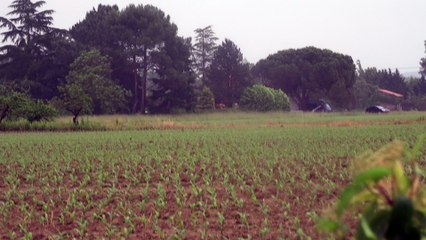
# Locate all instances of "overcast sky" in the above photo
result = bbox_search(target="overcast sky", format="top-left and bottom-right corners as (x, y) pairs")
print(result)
(1, 0), (426, 73)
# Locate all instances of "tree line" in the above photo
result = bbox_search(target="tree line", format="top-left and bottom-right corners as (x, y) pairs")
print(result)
(1, 0), (426, 124)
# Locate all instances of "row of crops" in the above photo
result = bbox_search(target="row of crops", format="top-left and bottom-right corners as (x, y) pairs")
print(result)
(1, 117), (425, 239)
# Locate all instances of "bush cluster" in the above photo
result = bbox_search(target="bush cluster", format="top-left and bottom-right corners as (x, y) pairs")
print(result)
(240, 84), (290, 111)
(402, 95), (426, 111)
(195, 87), (215, 112)
(0, 91), (57, 124)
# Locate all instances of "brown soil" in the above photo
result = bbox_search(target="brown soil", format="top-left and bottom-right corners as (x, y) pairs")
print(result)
(0, 157), (352, 239)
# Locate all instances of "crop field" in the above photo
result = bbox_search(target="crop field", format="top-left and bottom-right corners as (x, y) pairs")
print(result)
(1, 112), (426, 239)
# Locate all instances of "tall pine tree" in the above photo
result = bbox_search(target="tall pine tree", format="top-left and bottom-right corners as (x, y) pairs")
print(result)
(193, 25), (218, 85)
(207, 39), (252, 106)
(0, 0), (69, 99)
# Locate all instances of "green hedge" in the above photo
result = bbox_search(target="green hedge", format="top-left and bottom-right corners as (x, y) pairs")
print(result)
(240, 84), (290, 111)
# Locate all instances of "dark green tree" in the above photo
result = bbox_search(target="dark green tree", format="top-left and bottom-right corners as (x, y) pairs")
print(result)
(0, 0), (56, 49)
(0, 90), (29, 123)
(253, 47), (356, 110)
(70, 5), (133, 97)
(150, 36), (196, 113)
(71, 4), (195, 114)
(24, 99), (57, 123)
(193, 25), (218, 84)
(118, 4), (178, 114)
(206, 39), (252, 106)
(411, 77), (426, 96)
(0, 0), (71, 99)
(58, 83), (92, 125)
(0, 84), (56, 123)
(360, 67), (408, 97)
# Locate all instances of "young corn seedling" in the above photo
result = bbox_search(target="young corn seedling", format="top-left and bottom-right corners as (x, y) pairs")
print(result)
(217, 212), (225, 236)
(156, 183), (166, 209)
(238, 211), (250, 232)
(260, 217), (270, 239)
(76, 219), (88, 237)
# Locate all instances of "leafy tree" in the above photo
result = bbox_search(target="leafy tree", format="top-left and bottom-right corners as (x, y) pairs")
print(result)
(0, 0), (69, 99)
(24, 99), (57, 123)
(71, 4), (196, 114)
(0, 90), (29, 123)
(150, 36), (196, 113)
(253, 47), (356, 110)
(70, 5), (132, 97)
(240, 84), (290, 112)
(206, 39), (252, 106)
(0, 84), (55, 123)
(70, 5), (121, 50)
(57, 82), (92, 125)
(411, 76), (426, 96)
(68, 49), (129, 113)
(58, 49), (128, 124)
(193, 25), (218, 84)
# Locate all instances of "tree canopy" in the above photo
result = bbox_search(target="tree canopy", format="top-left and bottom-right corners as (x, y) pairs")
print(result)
(253, 47), (356, 110)
(71, 4), (192, 114)
(58, 49), (128, 124)
(150, 36), (196, 113)
(359, 67), (408, 97)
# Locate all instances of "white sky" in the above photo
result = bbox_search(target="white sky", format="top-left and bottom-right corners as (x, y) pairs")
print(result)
(1, 0), (426, 72)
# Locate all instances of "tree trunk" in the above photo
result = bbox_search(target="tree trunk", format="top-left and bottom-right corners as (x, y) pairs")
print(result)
(0, 105), (10, 123)
(141, 47), (148, 114)
(73, 108), (81, 126)
(132, 55), (139, 113)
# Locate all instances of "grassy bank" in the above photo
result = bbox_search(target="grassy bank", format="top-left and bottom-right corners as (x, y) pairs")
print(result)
(1, 111), (425, 131)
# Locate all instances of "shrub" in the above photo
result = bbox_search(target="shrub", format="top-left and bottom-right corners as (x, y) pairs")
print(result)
(24, 100), (58, 123)
(240, 84), (290, 111)
(170, 107), (186, 115)
(1, 90), (58, 124)
(402, 95), (426, 111)
(272, 88), (291, 111)
(0, 91), (31, 123)
(195, 86), (215, 112)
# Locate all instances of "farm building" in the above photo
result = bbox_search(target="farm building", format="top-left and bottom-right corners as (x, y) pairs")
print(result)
(377, 88), (403, 110)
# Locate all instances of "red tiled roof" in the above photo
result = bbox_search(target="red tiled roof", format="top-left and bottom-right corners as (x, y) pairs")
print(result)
(378, 88), (403, 98)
